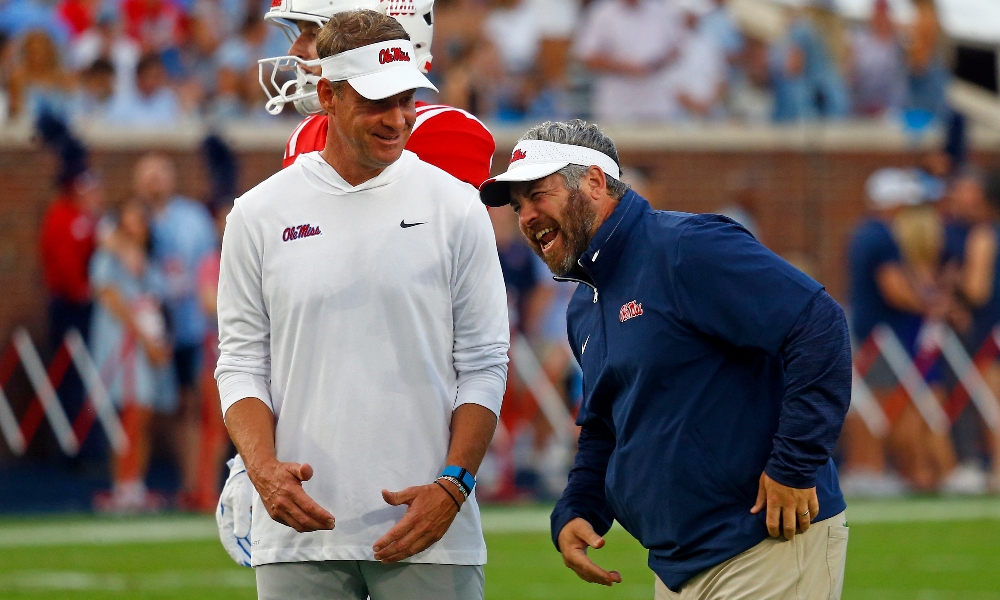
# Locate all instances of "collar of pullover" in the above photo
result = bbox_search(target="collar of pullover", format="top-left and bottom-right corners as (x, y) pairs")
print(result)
(568, 190), (646, 281)
(298, 150), (416, 195)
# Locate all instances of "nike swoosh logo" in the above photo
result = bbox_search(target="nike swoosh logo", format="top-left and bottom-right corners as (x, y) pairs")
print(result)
(582, 334), (590, 355)
(400, 220), (425, 228)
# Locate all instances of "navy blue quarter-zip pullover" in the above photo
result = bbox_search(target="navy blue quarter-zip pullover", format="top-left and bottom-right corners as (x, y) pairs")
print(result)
(550, 191), (851, 592)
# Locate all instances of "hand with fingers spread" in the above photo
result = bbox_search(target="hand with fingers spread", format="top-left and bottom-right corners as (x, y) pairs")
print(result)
(372, 482), (463, 563)
(557, 518), (622, 587)
(750, 472), (819, 540)
(247, 458), (336, 534)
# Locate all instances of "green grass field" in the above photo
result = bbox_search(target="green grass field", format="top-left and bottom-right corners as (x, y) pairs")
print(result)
(0, 499), (998, 599)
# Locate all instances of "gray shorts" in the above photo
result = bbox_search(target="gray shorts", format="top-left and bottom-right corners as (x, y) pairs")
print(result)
(255, 560), (485, 600)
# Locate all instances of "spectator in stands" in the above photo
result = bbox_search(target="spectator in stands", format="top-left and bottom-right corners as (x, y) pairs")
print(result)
(905, 0), (950, 123)
(699, 0), (743, 65)
(7, 29), (74, 120)
(71, 57), (115, 123)
(848, 0), (906, 118)
(770, 6), (849, 122)
(484, 0), (541, 121)
(70, 11), (141, 102)
(121, 0), (188, 78)
(106, 52), (183, 126)
(524, 0), (578, 121)
(89, 200), (173, 512)
(0, 0), (70, 50)
(56, 0), (100, 39)
(727, 34), (774, 123)
(573, 0), (683, 123)
(669, 0), (727, 121)
(210, 13), (280, 120)
(131, 153), (217, 509)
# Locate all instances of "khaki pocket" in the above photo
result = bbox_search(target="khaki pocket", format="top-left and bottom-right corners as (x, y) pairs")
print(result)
(826, 524), (849, 600)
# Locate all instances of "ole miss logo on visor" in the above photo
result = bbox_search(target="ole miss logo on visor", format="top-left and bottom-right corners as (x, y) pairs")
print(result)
(620, 300), (643, 323)
(510, 149), (527, 164)
(379, 48), (411, 64)
(283, 224), (322, 242)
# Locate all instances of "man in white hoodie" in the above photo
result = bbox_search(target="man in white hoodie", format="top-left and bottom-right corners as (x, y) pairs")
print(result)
(215, 10), (510, 599)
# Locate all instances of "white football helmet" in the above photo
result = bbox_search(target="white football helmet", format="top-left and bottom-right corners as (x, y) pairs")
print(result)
(259, 0), (435, 115)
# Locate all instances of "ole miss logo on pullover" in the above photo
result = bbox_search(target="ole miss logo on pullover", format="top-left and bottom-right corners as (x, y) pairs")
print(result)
(283, 224), (322, 242)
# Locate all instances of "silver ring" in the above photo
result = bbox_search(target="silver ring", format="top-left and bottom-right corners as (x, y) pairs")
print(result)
(797, 511), (810, 517)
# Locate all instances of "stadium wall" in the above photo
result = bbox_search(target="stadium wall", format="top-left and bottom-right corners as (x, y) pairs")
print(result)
(2, 121), (999, 353)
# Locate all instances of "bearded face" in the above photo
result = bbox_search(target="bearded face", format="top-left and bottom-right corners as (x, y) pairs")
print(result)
(519, 186), (598, 277)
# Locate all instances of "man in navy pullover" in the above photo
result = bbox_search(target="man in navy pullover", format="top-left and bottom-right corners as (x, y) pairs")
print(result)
(480, 120), (852, 599)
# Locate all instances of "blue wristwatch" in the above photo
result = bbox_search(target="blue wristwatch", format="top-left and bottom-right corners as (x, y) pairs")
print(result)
(440, 465), (476, 497)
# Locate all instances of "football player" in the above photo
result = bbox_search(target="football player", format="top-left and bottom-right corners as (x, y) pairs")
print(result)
(217, 0), (497, 566)
(258, 0), (495, 185)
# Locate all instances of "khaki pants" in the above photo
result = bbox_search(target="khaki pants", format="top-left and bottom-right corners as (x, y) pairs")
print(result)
(655, 512), (848, 600)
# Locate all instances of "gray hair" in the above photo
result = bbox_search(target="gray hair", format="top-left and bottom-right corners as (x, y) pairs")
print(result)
(518, 120), (630, 200)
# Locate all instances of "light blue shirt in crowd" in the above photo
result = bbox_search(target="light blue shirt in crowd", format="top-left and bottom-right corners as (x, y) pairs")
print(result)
(151, 196), (217, 348)
(88, 249), (176, 410)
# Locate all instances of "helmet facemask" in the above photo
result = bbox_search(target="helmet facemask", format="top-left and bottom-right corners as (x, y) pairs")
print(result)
(257, 0), (435, 115)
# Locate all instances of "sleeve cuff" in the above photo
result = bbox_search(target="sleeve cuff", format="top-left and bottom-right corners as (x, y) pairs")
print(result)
(455, 364), (507, 417)
(764, 461), (817, 490)
(218, 371), (272, 419)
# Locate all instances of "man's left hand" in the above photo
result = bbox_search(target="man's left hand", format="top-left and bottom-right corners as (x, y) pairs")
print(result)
(750, 472), (819, 540)
(372, 483), (461, 563)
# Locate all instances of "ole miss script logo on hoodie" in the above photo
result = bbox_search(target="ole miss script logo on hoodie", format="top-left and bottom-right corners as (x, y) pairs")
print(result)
(620, 300), (643, 322)
(283, 224), (322, 242)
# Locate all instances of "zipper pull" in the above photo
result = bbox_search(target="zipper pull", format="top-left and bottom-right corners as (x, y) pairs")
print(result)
(593, 289), (598, 303)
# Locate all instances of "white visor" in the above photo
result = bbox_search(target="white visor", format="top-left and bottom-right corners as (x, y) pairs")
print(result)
(320, 39), (437, 100)
(479, 140), (622, 207)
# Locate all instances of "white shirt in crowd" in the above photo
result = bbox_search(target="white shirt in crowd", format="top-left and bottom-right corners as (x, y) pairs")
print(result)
(667, 26), (727, 120)
(573, 0), (684, 122)
(215, 150), (510, 567)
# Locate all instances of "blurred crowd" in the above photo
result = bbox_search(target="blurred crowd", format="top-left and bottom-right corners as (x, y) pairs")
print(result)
(38, 116), (235, 511)
(844, 152), (1000, 497)
(0, 0), (954, 128)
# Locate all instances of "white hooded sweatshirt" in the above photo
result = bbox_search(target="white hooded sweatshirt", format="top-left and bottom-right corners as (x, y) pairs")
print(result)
(215, 150), (510, 567)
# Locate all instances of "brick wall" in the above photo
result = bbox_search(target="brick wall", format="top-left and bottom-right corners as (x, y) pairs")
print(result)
(1, 143), (997, 348)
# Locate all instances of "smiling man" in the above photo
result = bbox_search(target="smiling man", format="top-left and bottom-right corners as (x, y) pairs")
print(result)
(216, 10), (509, 600)
(480, 120), (852, 599)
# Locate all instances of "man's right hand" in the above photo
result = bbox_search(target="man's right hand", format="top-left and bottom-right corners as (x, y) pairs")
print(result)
(557, 518), (622, 587)
(246, 458), (336, 533)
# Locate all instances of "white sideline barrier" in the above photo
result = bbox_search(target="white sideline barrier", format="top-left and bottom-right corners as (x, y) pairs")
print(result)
(510, 333), (576, 447)
(12, 329), (79, 456)
(850, 365), (890, 438)
(937, 326), (1000, 433)
(0, 329), (128, 457)
(870, 324), (951, 436)
(64, 329), (129, 453)
(0, 384), (26, 456)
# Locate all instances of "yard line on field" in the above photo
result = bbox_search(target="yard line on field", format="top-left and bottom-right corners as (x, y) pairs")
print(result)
(0, 516), (218, 547)
(0, 570), (255, 592)
(846, 498), (1000, 524)
(0, 498), (998, 547)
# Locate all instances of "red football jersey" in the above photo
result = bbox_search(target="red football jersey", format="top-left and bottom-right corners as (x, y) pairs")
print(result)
(282, 102), (495, 188)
